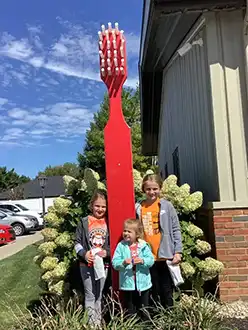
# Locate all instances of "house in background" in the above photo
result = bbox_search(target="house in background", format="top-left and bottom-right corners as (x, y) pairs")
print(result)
(0, 176), (65, 212)
(139, 0), (248, 301)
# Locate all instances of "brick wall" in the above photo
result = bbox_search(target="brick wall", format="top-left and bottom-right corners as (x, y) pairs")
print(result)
(213, 208), (248, 301)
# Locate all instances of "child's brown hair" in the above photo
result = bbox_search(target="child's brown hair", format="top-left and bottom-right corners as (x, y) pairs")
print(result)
(88, 189), (107, 212)
(141, 173), (163, 193)
(124, 218), (144, 240)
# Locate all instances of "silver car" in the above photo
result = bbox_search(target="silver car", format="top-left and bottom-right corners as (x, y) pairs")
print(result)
(0, 210), (38, 236)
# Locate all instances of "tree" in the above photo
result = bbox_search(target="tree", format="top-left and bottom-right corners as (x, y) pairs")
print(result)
(0, 167), (30, 193)
(78, 87), (153, 178)
(38, 162), (80, 178)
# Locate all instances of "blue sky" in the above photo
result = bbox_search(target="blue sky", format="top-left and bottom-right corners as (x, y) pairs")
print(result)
(0, 0), (142, 178)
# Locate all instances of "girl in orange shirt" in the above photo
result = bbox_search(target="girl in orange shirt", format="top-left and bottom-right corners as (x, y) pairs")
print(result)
(136, 174), (182, 307)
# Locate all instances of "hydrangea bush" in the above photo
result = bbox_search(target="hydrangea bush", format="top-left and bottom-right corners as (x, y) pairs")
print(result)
(34, 168), (223, 297)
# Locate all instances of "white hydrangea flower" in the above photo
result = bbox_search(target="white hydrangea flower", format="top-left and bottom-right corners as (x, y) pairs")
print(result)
(164, 175), (178, 185)
(38, 242), (57, 256)
(40, 256), (59, 271)
(196, 239), (211, 255)
(84, 168), (99, 195)
(198, 257), (224, 281)
(187, 224), (203, 238)
(97, 181), (106, 190)
(181, 262), (195, 278)
(42, 270), (54, 282)
(145, 169), (154, 175)
(133, 169), (142, 193)
(53, 197), (72, 216)
(44, 212), (64, 228)
(47, 205), (56, 213)
(52, 262), (68, 279)
(182, 191), (203, 214)
(63, 175), (79, 194)
(55, 232), (72, 248)
(79, 179), (87, 191)
(49, 280), (64, 295)
(41, 228), (59, 241)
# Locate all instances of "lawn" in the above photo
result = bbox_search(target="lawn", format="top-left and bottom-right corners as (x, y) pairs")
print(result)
(0, 244), (42, 329)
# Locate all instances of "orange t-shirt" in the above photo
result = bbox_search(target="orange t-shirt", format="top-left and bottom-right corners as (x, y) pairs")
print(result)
(141, 199), (161, 260)
(88, 216), (107, 250)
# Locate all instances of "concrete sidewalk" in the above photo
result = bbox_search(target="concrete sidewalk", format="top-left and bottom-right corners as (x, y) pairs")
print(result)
(0, 231), (43, 261)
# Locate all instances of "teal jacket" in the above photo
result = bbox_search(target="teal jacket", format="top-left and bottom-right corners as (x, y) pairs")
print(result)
(112, 239), (154, 292)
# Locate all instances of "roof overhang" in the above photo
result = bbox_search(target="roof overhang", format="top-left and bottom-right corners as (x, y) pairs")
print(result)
(139, 0), (245, 155)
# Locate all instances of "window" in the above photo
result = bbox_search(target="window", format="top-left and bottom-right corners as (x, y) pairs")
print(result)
(0, 211), (6, 219)
(0, 204), (19, 212)
(173, 147), (181, 185)
(164, 163), (168, 179)
(16, 204), (29, 211)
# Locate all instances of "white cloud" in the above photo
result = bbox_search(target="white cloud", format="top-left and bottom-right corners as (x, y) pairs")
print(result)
(1, 101), (94, 146)
(0, 21), (139, 88)
(0, 97), (8, 106)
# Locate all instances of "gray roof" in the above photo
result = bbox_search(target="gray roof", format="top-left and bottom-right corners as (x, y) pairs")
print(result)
(0, 176), (66, 200)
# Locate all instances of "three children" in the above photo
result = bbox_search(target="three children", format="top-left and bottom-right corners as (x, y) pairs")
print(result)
(75, 173), (183, 322)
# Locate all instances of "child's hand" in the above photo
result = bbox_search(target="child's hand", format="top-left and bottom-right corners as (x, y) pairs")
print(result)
(133, 257), (144, 265)
(123, 258), (132, 265)
(85, 251), (94, 263)
(172, 253), (181, 265)
(97, 249), (107, 258)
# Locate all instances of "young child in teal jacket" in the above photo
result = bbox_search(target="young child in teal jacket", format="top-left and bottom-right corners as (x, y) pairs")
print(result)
(112, 218), (154, 317)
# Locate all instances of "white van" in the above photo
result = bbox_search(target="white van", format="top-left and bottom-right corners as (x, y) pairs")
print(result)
(0, 202), (44, 228)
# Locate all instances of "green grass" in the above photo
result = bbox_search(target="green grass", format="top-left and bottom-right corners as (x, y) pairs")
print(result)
(0, 244), (42, 329)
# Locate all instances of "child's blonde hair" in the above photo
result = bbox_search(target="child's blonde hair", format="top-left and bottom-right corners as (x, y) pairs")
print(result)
(124, 218), (144, 240)
(142, 173), (163, 193)
(88, 189), (107, 212)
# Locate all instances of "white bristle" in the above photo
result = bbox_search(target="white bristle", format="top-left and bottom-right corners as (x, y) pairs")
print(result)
(114, 50), (117, 58)
(113, 40), (117, 49)
(120, 30), (124, 39)
(114, 58), (118, 67)
(99, 50), (104, 59)
(115, 67), (119, 74)
(107, 50), (111, 58)
(107, 67), (111, 75)
(99, 41), (103, 50)
(121, 58), (124, 66)
(120, 47), (124, 57)
(107, 40), (110, 50)
(120, 67), (124, 75)
(112, 30), (116, 40)
(101, 59), (105, 67)
(101, 68), (105, 76)
(121, 39), (125, 46)
(98, 31), (103, 41)
(107, 58), (111, 66)
(115, 22), (119, 34)
(108, 22), (112, 31)
(105, 30), (109, 40)
(101, 25), (106, 34)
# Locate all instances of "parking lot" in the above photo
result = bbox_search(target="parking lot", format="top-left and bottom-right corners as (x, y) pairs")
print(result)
(0, 231), (43, 261)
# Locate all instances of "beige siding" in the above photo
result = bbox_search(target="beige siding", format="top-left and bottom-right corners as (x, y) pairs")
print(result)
(158, 27), (219, 202)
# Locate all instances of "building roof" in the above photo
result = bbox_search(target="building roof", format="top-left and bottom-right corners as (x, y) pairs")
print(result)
(0, 176), (66, 200)
(139, 0), (245, 155)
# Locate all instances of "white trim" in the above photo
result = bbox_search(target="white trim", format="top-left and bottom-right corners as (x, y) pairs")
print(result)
(209, 201), (248, 209)
(164, 16), (206, 73)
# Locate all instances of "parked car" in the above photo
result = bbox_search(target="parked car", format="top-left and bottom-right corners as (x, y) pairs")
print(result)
(0, 202), (44, 229)
(0, 210), (38, 236)
(0, 224), (16, 245)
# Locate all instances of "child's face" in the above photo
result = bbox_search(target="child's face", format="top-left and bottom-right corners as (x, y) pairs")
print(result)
(143, 180), (161, 202)
(92, 197), (107, 219)
(123, 225), (137, 243)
